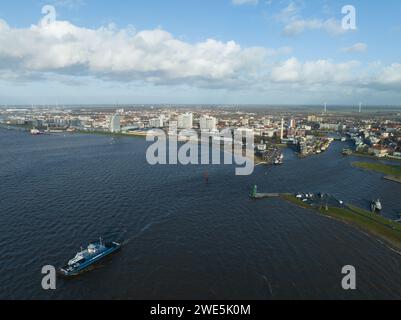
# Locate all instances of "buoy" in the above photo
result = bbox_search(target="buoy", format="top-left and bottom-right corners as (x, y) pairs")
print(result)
(203, 171), (209, 184)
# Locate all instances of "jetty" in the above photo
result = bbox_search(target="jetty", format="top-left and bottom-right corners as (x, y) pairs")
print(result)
(249, 186), (291, 199)
(384, 175), (401, 184)
(251, 193), (284, 199)
(249, 187), (401, 252)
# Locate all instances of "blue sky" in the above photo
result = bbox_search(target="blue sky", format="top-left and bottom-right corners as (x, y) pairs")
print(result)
(0, 0), (400, 105)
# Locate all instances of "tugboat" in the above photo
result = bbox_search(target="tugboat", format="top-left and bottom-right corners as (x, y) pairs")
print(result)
(371, 199), (382, 213)
(60, 238), (121, 276)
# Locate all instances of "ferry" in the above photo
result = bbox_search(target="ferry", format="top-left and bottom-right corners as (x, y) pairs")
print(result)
(60, 238), (121, 276)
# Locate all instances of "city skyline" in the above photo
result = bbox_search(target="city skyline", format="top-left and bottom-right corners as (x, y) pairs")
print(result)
(0, 0), (401, 105)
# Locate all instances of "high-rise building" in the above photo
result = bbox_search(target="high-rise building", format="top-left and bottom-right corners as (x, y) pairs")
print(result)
(168, 121), (178, 135)
(149, 115), (165, 128)
(110, 114), (121, 133)
(177, 113), (193, 129)
(200, 115), (217, 131)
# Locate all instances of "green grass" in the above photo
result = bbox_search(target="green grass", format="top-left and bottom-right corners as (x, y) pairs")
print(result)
(352, 161), (401, 178)
(281, 194), (401, 251)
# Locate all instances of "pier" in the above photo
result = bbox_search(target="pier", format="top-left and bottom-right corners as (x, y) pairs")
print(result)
(250, 193), (285, 199)
(249, 186), (291, 199)
(384, 175), (401, 184)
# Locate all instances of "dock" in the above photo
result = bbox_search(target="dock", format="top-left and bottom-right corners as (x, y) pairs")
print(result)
(384, 175), (401, 184)
(251, 193), (281, 199)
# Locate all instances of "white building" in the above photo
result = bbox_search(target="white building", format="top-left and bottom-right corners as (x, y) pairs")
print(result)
(200, 115), (217, 131)
(110, 114), (121, 133)
(319, 123), (340, 131)
(149, 115), (165, 128)
(168, 121), (178, 135)
(261, 129), (276, 138)
(178, 113), (193, 129)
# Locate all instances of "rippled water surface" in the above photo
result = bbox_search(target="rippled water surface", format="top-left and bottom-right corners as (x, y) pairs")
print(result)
(1, 128), (401, 299)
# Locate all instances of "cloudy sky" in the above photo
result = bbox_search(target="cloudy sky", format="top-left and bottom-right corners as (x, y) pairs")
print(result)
(0, 0), (401, 105)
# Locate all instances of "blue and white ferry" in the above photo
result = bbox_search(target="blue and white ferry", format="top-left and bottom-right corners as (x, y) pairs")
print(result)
(60, 238), (121, 276)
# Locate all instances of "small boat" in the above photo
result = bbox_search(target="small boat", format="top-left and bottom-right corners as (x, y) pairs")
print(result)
(203, 171), (209, 184)
(371, 199), (382, 213)
(342, 148), (353, 156)
(274, 154), (284, 165)
(60, 238), (121, 276)
(31, 128), (44, 135)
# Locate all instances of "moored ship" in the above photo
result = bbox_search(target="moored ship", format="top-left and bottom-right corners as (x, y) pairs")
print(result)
(30, 128), (44, 135)
(60, 239), (121, 276)
(342, 148), (353, 156)
(371, 199), (382, 213)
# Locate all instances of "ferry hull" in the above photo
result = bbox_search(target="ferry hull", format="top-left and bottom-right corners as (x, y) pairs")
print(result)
(60, 242), (121, 277)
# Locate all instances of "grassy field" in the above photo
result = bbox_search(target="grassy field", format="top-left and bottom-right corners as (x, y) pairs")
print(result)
(281, 194), (401, 251)
(352, 161), (401, 178)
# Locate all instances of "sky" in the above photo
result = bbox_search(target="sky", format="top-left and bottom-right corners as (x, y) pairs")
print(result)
(0, 0), (400, 105)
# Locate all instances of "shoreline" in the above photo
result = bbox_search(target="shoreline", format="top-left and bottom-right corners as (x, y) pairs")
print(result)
(1, 125), (275, 165)
(384, 175), (401, 184)
(353, 151), (401, 163)
(352, 161), (401, 183)
(278, 194), (401, 254)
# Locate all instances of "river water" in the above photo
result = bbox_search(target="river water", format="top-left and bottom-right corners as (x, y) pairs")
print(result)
(0, 128), (401, 299)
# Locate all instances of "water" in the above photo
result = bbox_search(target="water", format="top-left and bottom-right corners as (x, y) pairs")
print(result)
(1, 128), (401, 300)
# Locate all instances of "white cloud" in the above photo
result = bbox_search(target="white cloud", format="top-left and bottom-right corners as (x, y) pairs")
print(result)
(277, 2), (348, 36)
(283, 18), (346, 36)
(276, 2), (298, 22)
(341, 42), (368, 53)
(231, 0), (258, 5)
(271, 58), (359, 84)
(265, 46), (293, 56)
(0, 18), (400, 95)
(0, 19), (267, 87)
(374, 63), (401, 85)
